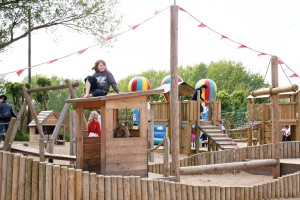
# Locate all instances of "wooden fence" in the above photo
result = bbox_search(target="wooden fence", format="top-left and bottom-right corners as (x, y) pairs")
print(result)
(1, 141), (300, 199)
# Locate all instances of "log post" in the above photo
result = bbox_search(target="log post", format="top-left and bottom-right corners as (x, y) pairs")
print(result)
(170, 4), (180, 181)
(271, 56), (280, 178)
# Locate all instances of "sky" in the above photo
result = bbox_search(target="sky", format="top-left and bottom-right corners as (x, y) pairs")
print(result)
(1, 0), (300, 88)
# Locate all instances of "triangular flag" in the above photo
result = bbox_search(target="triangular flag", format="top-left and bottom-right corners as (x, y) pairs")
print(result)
(104, 36), (113, 41)
(78, 48), (88, 55)
(48, 59), (59, 64)
(289, 73), (299, 78)
(221, 35), (228, 40)
(178, 7), (186, 12)
(17, 69), (25, 76)
(197, 23), (206, 28)
(129, 24), (140, 30)
(278, 60), (284, 64)
(258, 52), (267, 56)
(154, 11), (161, 15)
(237, 44), (247, 49)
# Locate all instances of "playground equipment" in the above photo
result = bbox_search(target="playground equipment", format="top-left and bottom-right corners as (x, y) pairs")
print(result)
(152, 81), (237, 155)
(66, 89), (163, 176)
(28, 110), (65, 145)
(2, 79), (80, 162)
(247, 84), (300, 145)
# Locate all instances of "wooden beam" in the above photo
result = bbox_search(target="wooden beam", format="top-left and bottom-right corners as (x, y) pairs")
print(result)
(180, 159), (278, 175)
(251, 84), (298, 97)
(22, 86), (45, 161)
(27, 81), (79, 93)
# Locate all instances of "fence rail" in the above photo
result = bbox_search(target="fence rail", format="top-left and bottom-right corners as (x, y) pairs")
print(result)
(1, 141), (300, 199)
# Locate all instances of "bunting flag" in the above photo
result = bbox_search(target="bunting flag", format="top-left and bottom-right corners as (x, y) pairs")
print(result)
(104, 36), (113, 41)
(48, 59), (59, 64)
(154, 11), (161, 15)
(278, 60), (284, 64)
(258, 52), (267, 56)
(78, 48), (88, 55)
(197, 23), (206, 28)
(237, 44), (247, 49)
(178, 7), (186, 12)
(17, 69), (25, 76)
(129, 24), (140, 30)
(220, 35), (228, 40)
(289, 73), (299, 78)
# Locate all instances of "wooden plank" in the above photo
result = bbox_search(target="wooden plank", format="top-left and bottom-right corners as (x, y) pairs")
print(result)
(106, 138), (147, 146)
(45, 163), (53, 200)
(106, 146), (147, 156)
(11, 154), (20, 200)
(52, 165), (60, 200)
(111, 176), (118, 200)
(61, 166), (68, 200)
(1, 152), (8, 199)
(39, 162), (46, 200)
(82, 172), (90, 200)
(117, 176), (123, 200)
(141, 178), (148, 200)
(123, 176), (130, 200)
(106, 153), (147, 164)
(18, 156), (26, 200)
(24, 157), (33, 200)
(106, 161), (147, 172)
(75, 169), (82, 200)
(89, 173), (97, 200)
(5, 153), (13, 200)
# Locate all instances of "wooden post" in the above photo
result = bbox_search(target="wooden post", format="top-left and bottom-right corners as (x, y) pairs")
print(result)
(195, 90), (200, 154)
(148, 110), (154, 162)
(22, 86), (45, 162)
(170, 4), (180, 181)
(271, 56), (280, 178)
(163, 137), (170, 177)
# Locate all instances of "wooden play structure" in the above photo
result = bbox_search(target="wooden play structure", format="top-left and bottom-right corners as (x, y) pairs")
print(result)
(66, 89), (163, 177)
(1, 79), (80, 162)
(151, 82), (237, 155)
(247, 84), (300, 145)
(28, 110), (65, 145)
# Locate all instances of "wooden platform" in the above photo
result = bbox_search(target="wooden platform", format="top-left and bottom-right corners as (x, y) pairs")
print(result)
(10, 144), (76, 161)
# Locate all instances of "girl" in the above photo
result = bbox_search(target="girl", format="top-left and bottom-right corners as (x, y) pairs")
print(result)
(88, 111), (101, 137)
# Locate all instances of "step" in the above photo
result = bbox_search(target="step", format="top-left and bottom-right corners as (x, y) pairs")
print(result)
(219, 145), (238, 149)
(210, 137), (232, 141)
(215, 141), (237, 145)
(202, 129), (223, 133)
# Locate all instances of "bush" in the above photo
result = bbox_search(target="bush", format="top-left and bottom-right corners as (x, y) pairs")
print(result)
(14, 133), (30, 141)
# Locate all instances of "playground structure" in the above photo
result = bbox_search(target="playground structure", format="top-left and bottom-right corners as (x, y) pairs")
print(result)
(151, 81), (237, 155)
(66, 88), (163, 177)
(28, 110), (66, 145)
(0, 4), (300, 199)
(246, 85), (300, 145)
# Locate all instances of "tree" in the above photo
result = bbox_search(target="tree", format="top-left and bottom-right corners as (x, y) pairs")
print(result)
(0, 0), (121, 51)
(31, 76), (51, 111)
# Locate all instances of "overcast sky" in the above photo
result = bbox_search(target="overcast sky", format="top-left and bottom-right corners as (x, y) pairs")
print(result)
(1, 0), (300, 88)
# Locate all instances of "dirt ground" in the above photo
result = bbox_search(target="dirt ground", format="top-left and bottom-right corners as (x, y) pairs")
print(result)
(19, 141), (276, 187)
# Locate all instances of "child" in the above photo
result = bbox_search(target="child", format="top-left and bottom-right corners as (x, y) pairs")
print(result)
(88, 111), (101, 137)
(82, 59), (120, 98)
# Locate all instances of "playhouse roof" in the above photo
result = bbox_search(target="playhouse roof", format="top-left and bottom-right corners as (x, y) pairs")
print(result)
(158, 81), (195, 96)
(28, 110), (61, 127)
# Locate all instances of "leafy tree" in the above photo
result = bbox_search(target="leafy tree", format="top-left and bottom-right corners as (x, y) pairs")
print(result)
(32, 76), (51, 111)
(207, 60), (268, 95)
(0, 0), (121, 52)
(5, 81), (30, 112)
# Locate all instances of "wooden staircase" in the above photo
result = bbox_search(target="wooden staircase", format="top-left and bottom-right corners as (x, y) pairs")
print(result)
(199, 122), (238, 150)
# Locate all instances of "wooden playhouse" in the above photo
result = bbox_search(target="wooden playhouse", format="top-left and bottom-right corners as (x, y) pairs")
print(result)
(28, 110), (65, 145)
(66, 89), (163, 177)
